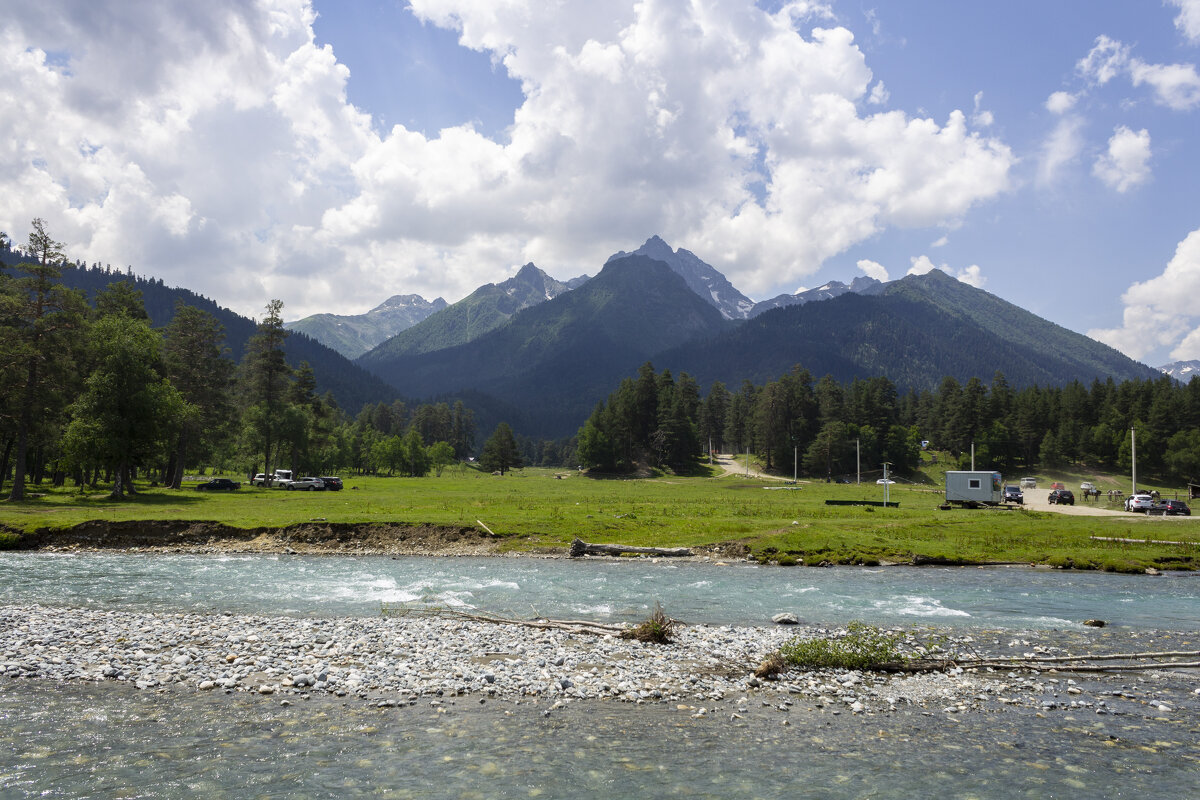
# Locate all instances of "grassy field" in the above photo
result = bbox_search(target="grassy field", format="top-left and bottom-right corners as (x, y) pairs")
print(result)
(1, 462), (1197, 572)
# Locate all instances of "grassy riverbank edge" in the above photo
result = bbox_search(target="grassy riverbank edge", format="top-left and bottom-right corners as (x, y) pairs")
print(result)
(1, 468), (1198, 573)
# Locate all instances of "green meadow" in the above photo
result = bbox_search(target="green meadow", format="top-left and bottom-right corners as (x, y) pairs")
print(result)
(1, 464), (1197, 573)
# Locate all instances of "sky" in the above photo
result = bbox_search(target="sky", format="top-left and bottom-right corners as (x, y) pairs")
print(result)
(2, 1), (1200, 367)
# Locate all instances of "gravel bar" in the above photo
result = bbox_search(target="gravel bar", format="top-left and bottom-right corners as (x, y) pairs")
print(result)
(3, 604), (1197, 720)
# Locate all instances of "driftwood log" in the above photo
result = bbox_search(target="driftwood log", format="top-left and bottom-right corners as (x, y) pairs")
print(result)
(569, 537), (692, 558)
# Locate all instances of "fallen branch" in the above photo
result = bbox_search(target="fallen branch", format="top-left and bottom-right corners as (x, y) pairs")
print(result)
(381, 603), (626, 637)
(569, 537), (692, 558)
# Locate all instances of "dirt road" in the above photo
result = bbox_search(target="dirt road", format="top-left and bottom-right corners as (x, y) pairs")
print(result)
(1020, 485), (1133, 517)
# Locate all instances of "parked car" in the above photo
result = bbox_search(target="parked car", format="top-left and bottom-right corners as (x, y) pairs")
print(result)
(876, 478), (895, 485)
(1019, 477), (1037, 490)
(251, 473), (268, 487)
(1003, 485), (1024, 504)
(318, 476), (343, 491)
(1048, 489), (1075, 505)
(1125, 494), (1156, 513)
(1153, 499), (1191, 516)
(286, 476), (325, 491)
(1079, 482), (1096, 492)
(195, 478), (240, 491)
(1050, 481), (1065, 490)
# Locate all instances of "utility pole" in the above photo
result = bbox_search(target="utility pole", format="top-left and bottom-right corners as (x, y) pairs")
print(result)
(882, 462), (892, 506)
(745, 446), (750, 478)
(970, 441), (975, 471)
(1131, 427), (1137, 495)
(708, 437), (713, 466)
(793, 445), (797, 484)
(856, 438), (860, 485)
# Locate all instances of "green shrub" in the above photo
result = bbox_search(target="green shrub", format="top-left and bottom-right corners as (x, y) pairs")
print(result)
(776, 555), (798, 566)
(0, 532), (19, 550)
(778, 621), (909, 670)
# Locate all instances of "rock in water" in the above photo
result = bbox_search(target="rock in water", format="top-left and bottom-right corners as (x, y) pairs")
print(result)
(772, 613), (799, 625)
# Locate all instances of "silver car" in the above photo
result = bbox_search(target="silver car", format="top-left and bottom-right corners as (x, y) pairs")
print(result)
(286, 477), (325, 491)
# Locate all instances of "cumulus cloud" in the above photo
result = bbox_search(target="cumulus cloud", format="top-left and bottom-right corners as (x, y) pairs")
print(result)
(1128, 59), (1200, 109)
(906, 255), (985, 287)
(930, 235), (948, 248)
(1045, 91), (1076, 114)
(1076, 34), (1200, 110)
(1168, 0), (1200, 43)
(1089, 227), (1200, 360)
(856, 258), (889, 281)
(1093, 126), (1151, 192)
(0, 0), (1015, 318)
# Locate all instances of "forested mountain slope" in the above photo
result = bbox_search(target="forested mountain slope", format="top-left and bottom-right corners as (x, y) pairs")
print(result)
(657, 270), (1158, 391)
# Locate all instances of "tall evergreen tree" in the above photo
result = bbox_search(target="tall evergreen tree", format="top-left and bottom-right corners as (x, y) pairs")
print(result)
(162, 303), (234, 488)
(239, 299), (294, 482)
(3, 219), (88, 500)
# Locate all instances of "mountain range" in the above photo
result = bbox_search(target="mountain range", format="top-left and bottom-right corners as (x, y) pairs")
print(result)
(285, 294), (448, 359)
(348, 240), (1160, 437)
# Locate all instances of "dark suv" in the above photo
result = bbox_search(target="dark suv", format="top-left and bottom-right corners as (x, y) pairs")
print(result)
(196, 478), (240, 491)
(1003, 485), (1023, 504)
(1154, 499), (1191, 516)
(1048, 489), (1075, 505)
(318, 476), (344, 491)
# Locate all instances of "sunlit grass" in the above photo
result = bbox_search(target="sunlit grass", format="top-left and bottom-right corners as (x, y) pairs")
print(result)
(0, 465), (1196, 571)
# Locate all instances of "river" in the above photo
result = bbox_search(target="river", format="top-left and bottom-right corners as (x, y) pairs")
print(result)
(1, 554), (1197, 798)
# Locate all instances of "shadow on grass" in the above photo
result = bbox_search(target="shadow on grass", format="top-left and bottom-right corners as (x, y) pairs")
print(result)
(2, 486), (210, 507)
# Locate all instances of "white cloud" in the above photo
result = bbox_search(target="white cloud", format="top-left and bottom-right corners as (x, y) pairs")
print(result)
(0, 0), (1015, 319)
(1089, 227), (1200, 360)
(1076, 34), (1200, 110)
(1168, 0), (1200, 43)
(906, 254), (985, 286)
(971, 91), (993, 127)
(1093, 126), (1151, 192)
(1045, 91), (1076, 114)
(1128, 58), (1200, 109)
(1037, 115), (1085, 186)
(1077, 35), (1130, 84)
(856, 258), (888, 281)
(930, 235), (948, 248)
(907, 255), (938, 275)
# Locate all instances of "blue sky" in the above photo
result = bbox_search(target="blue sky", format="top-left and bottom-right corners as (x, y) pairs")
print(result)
(3, 1), (1200, 366)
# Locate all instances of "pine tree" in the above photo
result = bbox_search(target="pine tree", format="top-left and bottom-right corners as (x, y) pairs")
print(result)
(239, 300), (294, 482)
(480, 422), (521, 475)
(3, 219), (89, 500)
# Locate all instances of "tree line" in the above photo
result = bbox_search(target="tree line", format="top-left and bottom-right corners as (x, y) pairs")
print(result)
(576, 362), (1200, 485)
(0, 220), (524, 499)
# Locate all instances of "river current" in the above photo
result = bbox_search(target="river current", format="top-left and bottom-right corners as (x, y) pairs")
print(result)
(2, 554), (1197, 798)
(2, 553), (1199, 630)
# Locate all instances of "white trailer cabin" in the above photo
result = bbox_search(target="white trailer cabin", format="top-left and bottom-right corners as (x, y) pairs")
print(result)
(945, 470), (1003, 506)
